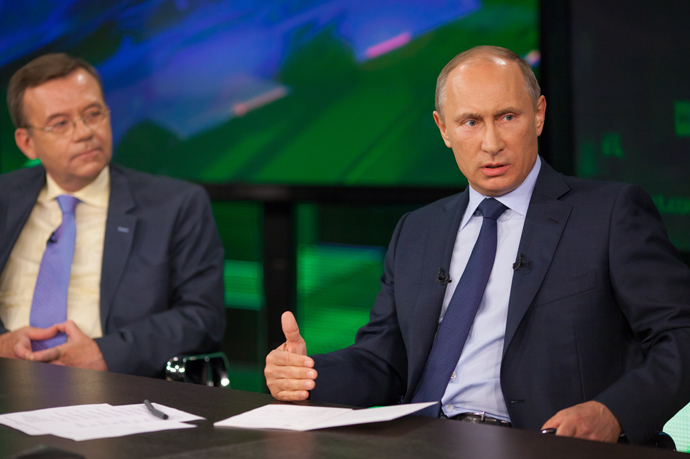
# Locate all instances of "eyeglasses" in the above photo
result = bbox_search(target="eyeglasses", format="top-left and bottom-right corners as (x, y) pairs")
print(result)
(26, 108), (110, 136)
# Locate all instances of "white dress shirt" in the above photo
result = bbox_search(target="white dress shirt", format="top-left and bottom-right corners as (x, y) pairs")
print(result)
(439, 156), (542, 420)
(0, 167), (109, 338)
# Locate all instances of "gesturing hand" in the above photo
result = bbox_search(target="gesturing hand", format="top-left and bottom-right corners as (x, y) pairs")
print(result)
(264, 311), (317, 401)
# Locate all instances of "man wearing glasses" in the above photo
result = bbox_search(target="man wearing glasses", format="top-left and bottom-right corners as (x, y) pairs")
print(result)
(0, 54), (225, 377)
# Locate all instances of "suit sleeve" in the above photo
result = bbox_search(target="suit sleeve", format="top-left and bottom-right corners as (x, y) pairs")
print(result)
(594, 184), (690, 443)
(310, 213), (410, 407)
(95, 186), (225, 377)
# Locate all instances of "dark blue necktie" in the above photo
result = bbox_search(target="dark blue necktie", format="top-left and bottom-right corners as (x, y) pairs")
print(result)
(29, 195), (80, 351)
(412, 198), (508, 416)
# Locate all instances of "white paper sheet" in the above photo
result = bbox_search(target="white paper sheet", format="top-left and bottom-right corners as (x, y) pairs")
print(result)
(0, 403), (204, 441)
(214, 402), (436, 431)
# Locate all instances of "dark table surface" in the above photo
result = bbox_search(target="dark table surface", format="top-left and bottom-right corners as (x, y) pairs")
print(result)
(0, 358), (681, 458)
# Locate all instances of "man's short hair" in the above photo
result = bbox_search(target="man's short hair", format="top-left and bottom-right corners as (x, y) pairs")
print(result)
(7, 53), (103, 128)
(435, 45), (541, 118)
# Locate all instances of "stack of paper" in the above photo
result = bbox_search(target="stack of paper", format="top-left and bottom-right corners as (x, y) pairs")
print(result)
(0, 403), (203, 441)
(214, 402), (436, 431)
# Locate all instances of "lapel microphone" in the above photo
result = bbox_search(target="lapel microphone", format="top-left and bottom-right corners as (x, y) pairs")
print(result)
(47, 232), (58, 244)
(513, 253), (529, 271)
(436, 268), (452, 284)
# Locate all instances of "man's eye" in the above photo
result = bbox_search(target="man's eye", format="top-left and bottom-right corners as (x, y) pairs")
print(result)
(503, 114), (515, 121)
(50, 120), (69, 130)
(84, 111), (102, 122)
(464, 120), (478, 127)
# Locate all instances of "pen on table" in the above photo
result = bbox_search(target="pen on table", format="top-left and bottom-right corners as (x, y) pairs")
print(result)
(144, 399), (169, 420)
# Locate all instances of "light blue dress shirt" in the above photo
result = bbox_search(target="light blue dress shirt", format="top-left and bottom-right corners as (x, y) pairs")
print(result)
(439, 156), (542, 421)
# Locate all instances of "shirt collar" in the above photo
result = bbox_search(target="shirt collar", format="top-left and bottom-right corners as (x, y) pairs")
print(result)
(460, 155), (542, 230)
(42, 165), (111, 209)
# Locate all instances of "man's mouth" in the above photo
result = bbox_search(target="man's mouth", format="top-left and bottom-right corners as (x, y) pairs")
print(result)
(74, 147), (101, 158)
(481, 164), (509, 177)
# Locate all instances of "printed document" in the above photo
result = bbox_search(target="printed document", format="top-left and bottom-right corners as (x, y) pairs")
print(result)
(214, 402), (436, 431)
(0, 403), (203, 441)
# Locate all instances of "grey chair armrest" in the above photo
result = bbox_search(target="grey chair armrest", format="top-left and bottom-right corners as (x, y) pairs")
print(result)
(165, 352), (230, 388)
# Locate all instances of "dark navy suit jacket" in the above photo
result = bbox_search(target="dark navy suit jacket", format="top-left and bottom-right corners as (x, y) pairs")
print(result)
(0, 164), (225, 377)
(310, 161), (690, 444)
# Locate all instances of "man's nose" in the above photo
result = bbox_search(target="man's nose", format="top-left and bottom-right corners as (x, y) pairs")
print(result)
(481, 123), (505, 154)
(71, 116), (93, 140)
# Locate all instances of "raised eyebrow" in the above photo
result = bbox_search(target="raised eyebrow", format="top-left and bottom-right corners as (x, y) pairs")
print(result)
(496, 107), (523, 117)
(453, 112), (482, 123)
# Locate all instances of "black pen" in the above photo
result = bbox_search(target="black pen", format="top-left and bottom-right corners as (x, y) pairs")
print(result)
(144, 399), (169, 420)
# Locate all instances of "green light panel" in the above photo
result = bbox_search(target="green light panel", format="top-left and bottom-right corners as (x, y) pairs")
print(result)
(224, 260), (263, 311)
(226, 362), (266, 393)
(675, 101), (690, 137)
(297, 243), (386, 355)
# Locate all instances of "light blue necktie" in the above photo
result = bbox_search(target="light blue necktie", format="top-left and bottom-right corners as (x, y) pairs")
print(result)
(29, 195), (80, 351)
(412, 198), (508, 416)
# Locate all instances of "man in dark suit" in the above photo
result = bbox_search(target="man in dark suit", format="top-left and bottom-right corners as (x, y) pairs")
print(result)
(0, 53), (225, 377)
(264, 46), (690, 444)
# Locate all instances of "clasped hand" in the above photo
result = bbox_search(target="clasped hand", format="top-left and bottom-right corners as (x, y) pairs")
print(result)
(264, 311), (317, 401)
(0, 320), (107, 371)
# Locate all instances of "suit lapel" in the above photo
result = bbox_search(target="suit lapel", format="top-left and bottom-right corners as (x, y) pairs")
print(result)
(407, 190), (468, 395)
(0, 167), (46, 268)
(503, 162), (572, 354)
(100, 166), (137, 326)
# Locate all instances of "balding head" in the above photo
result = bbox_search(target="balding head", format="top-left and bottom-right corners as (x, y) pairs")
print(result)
(435, 46), (540, 119)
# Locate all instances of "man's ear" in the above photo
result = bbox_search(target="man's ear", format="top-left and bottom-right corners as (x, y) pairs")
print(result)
(433, 111), (452, 148)
(535, 95), (547, 137)
(14, 128), (37, 160)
